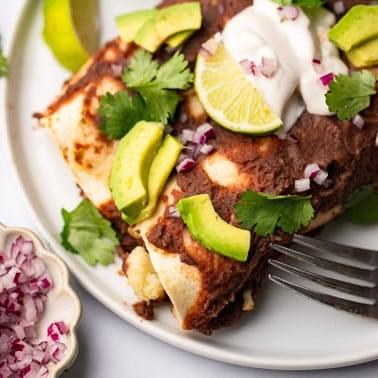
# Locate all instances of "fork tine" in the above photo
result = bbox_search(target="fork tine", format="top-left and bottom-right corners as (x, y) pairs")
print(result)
(271, 243), (375, 282)
(268, 258), (376, 298)
(293, 235), (378, 268)
(269, 274), (378, 319)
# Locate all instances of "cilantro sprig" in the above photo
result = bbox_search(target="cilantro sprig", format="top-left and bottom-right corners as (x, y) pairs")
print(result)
(98, 50), (193, 139)
(235, 190), (314, 237)
(326, 70), (376, 121)
(0, 36), (7, 77)
(274, 0), (324, 8)
(61, 199), (119, 266)
(345, 185), (378, 224)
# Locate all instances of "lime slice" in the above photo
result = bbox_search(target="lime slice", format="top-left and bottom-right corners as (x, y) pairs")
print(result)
(194, 43), (282, 135)
(43, 0), (99, 72)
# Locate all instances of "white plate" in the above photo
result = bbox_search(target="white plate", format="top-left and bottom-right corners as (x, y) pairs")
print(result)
(3, 0), (378, 370)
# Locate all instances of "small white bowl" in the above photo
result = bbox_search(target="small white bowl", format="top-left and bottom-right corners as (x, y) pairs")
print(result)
(0, 224), (81, 377)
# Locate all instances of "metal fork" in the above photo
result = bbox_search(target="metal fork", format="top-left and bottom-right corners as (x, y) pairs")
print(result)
(268, 234), (378, 319)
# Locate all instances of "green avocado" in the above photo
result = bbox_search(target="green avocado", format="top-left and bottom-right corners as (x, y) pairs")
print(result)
(110, 121), (164, 218)
(115, 9), (158, 43)
(347, 38), (378, 68)
(123, 134), (183, 224)
(134, 2), (202, 53)
(328, 5), (378, 52)
(166, 30), (195, 48)
(177, 194), (251, 262)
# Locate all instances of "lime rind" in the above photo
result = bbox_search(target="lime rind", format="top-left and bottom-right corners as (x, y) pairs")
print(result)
(43, 0), (99, 72)
(194, 43), (282, 135)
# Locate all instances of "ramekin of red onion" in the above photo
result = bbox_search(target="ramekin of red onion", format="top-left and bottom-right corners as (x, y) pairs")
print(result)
(0, 224), (81, 377)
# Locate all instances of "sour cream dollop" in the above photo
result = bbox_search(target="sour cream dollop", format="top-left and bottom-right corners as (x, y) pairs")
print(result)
(222, 0), (348, 133)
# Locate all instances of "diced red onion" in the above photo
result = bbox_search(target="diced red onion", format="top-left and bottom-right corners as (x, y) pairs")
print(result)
(199, 144), (215, 155)
(167, 206), (181, 218)
(304, 163), (320, 180)
(111, 64), (123, 77)
(193, 123), (215, 144)
(333, 1), (345, 14)
(304, 163), (329, 186)
(295, 178), (311, 192)
(176, 158), (196, 172)
(277, 5), (300, 21)
(320, 72), (334, 87)
(239, 57), (277, 78)
(199, 34), (221, 58)
(312, 58), (322, 74)
(352, 114), (365, 129)
(239, 59), (254, 75)
(0, 235), (69, 377)
(260, 57), (278, 78)
(313, 169), (329, 186)
(178, 129), (195, 144)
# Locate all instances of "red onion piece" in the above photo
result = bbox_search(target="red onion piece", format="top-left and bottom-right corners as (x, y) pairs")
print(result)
(312, 58), (322, 74)
(0, 235), (69, 377)
(239, 59), (254, 75)
(199, 144), (215, 155)
(167, 206), (181, 218)
(313, 169), (329, 186)
(260, 57), (278, 78)
(176, 158), (196, 173)
(277, 5), (300, 21)
(193, 123), (215, 144)
(178, 129), (194, 144)
(199, 33), (221, 58)
(295, 178), (311, 192)
(333, 1), (345, 14)
(304, 163), (320, 180)
(320, 72), (334, 87)
(352, 114), (365, 129)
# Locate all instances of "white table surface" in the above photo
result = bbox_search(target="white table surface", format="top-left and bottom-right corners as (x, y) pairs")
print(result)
(1, 2), (378, 377)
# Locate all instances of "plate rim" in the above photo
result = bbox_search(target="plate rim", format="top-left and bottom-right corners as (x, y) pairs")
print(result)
(2, 0), (378, 370)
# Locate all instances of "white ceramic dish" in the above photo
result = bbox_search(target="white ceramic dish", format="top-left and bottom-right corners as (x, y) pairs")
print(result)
(2, 0), (378, 371)
(0, 224), (81, 377)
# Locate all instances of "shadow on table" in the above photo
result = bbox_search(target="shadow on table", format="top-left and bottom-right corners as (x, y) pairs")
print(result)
(61, 324), (90, 378)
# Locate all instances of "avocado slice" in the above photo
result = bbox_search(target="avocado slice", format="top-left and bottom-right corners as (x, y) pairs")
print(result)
(177, 194), (251, 262)
(123, 135), (183, 224)
(115, 9), (158, 43)
(166, 30), (195, 48)
(347, 38), (378, 68)
(110, 121), (164, 218)
(328, 5), (378, 52)
(134, 2), (202, 53)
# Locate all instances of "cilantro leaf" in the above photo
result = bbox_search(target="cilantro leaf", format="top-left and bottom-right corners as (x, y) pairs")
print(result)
(60, 199), (119, 266)
(274, 0), (324, 8)
(98, 92), (147, 139)
(326, 70), (376, 121)
(345, 185), (378, 224)
(98, 51), (193, 140)
(123, 50), (193, 91)
(0, 37), (7, 77)
(235, 190), (315, 237)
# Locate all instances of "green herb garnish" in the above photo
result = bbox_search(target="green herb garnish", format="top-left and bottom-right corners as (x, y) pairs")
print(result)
(0, 36), (7, 77)
(274, 0), (324, 8)
(345, 185), (378, 224)
(235, 190), (314, 237)
(325, 70), (376, 121)
(98, 50), (193, 139)
(61, 199), (119, 266)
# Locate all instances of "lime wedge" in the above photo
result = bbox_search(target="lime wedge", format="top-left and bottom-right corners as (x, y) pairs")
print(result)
(194, 42), (282, 135)
(43, 0), (99, 72)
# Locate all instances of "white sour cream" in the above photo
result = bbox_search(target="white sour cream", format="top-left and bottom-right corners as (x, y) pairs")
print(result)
(222, 0), (348, 132)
